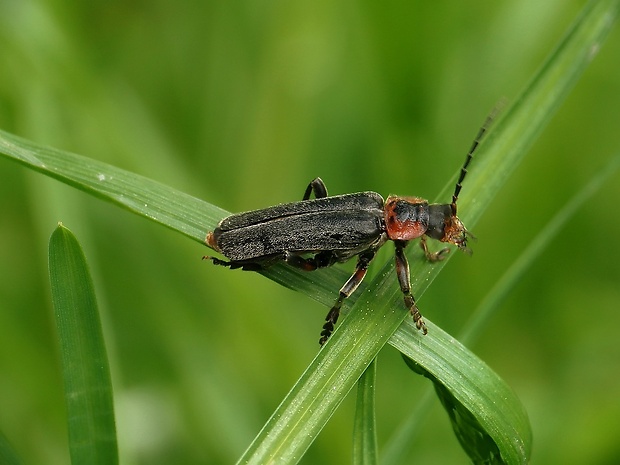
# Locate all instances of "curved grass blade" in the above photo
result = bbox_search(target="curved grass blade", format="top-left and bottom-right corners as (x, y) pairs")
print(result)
(401, 354), (504, 464)
(394, 322), (530, 465)
(48, 224), (118, 465)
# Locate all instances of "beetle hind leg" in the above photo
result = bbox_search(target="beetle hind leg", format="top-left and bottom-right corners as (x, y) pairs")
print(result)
(202, 255), (264, 271)
(319, 250), (376, 345)
(303, 177), (328, 200)
(203, 256), (231, 267)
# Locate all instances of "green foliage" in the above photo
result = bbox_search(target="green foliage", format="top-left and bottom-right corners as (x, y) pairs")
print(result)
(0, 0), (619, 464)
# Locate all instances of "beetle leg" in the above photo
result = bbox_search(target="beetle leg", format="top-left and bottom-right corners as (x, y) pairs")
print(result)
(419, 235), (450, 262)
(394, 241), (428, 335)
(202, 256), (264, 271)
(303, 177), (328, 200)
(319, 250), (376, 345)
(284, 251), (337, 271)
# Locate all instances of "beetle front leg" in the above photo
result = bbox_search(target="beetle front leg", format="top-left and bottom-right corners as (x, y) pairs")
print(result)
(420, 235), (450, 262)
(303, 177), (328, 200)
(319, 250), (375, 345)
(395, 241), (428, 335)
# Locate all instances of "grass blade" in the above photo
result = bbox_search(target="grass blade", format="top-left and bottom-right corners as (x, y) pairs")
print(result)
(353, 359), (378, 465)
(48, 224), (118, 465)
(0, 131), (224, 243)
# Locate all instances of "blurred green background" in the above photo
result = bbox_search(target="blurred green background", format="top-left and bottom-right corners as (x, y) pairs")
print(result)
(1, 0), (619, 464)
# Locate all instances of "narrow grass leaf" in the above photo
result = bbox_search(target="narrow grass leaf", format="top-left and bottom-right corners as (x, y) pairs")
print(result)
(353, 359), (378, 465)
(48, 224), (118, 465)
(0, 129), (225, 243)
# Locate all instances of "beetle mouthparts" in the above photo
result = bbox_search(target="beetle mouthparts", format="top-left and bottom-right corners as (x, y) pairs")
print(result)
(443, 216), (472, 251)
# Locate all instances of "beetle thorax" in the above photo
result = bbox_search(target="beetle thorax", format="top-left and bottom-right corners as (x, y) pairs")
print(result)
(384, 196), (429, 241)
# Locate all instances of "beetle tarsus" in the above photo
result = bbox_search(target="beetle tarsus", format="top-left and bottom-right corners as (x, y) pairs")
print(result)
(420, 236), (451, 262)
(320, 304), (342, 345)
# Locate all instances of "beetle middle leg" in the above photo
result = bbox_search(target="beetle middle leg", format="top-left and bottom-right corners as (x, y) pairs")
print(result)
(284, 250), (338, 271)
(395, 240), (428, 335)
(319, 250), (376, 345)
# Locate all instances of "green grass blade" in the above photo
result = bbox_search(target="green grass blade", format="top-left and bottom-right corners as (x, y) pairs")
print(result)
(0, 131), (225, 243)
(394, 324), (530, 465)
(48, 224), (118, 465)
(353, 359), (378, 465)
(401, 354), (505, 464)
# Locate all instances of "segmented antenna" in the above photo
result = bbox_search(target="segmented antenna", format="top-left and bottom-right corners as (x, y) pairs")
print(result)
(451, 103), (504, 215)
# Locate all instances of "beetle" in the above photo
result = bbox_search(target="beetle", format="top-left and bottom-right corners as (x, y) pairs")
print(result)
(205, 116), (491, 345)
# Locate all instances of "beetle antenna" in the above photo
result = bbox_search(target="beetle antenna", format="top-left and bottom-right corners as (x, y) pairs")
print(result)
(451, 102), (504, 215)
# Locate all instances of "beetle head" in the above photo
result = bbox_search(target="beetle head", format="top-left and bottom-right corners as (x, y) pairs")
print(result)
(425, 204), (472, 253)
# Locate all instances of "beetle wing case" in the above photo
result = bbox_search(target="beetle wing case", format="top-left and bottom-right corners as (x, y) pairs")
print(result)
(218, 192), (384, 230)
(213, 192), (386, 262)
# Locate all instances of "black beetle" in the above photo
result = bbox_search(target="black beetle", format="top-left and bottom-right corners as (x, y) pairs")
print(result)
(205, 117), (491, 345)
